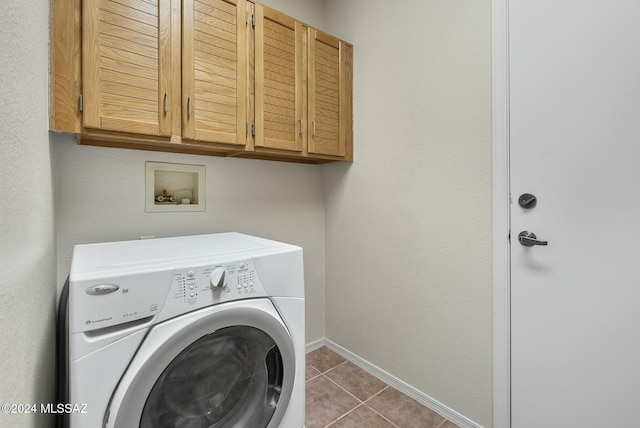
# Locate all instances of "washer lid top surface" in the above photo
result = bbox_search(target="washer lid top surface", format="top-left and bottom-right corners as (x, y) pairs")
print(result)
(70, 232), (300, 279)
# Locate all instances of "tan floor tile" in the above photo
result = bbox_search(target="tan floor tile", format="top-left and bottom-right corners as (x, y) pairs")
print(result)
(325, 361), (388, 401)
(328, 405), (396, 428)
(437, 421), (460, 428)
(305, 375), (360, 428)
(366, 387), (445, 428)
(306, 363), (322, 382)
(306, 346), (347, 373)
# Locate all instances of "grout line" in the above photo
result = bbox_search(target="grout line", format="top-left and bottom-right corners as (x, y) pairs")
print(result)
(323, 373), (365, 405)
(363, 384), (390, 404)
(436, 419), (454, 428)
(324, 359), (349, 374)
(307, 347), (349, 375)
(322, 403), (366, 428)
(306, 371), (322, 383)
(323, 359), (389, 401)
(317, 375), (362, 428)
(362, 403), (402, 428)
(307, 358), (348, 377)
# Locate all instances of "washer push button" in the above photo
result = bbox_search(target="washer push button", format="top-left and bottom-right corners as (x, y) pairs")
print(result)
(184, 273), (198, 304)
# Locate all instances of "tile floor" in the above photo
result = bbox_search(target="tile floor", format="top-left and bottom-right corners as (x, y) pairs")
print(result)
(305, 347), (460, 428)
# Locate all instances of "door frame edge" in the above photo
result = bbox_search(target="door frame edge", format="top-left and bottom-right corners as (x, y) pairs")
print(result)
(492, 0), (511, 427)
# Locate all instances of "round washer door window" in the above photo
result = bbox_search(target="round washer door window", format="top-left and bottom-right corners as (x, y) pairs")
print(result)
(140, 326), (285, 428)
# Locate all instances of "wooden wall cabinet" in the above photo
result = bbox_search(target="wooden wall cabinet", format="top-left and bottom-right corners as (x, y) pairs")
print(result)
(50, 0), (352, 164)
(252, 5), (354, 161)
(82, 0), (173, 137)
(254, 5), (305, 153)
(182, 0), (248, 147)
(308, 29), (353, 159)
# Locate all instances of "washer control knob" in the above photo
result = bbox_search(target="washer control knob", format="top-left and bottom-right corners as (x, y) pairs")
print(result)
(209, 268), (226, 290)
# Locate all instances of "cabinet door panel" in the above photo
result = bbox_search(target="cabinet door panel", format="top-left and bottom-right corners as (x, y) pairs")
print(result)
(255, 5), (305, 152)
(183, 0), (247, 146)
(83, 0), (172, 136)
(309, 29), (352, 158)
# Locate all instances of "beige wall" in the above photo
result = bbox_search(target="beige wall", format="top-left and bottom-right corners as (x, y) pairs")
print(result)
(0, 1), (56, 427)
(323, 1), (493, 426)
(51, 136), (327, 343)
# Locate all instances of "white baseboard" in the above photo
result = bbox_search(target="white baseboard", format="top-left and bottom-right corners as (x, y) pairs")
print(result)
(305, 337), (327, 353)
(305, 338), (483, 428)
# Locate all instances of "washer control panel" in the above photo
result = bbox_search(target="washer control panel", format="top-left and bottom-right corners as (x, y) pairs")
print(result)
(174, 269), (200, 304)
(161, 259), (267, 320)
(234, 263), (256, 293)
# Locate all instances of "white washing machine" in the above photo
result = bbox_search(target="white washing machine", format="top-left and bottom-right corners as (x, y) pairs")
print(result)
(58, 233), (305, 428)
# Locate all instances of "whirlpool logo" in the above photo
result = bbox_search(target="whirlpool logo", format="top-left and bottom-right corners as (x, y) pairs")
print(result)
(85, 317), (112, 325)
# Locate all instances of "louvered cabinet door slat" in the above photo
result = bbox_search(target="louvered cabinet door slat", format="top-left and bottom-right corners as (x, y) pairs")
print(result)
(183, 0), (247, 146)
(308, 29), (352, 158)
(254, 4), (305, 152)
(83, 0), (172, 136)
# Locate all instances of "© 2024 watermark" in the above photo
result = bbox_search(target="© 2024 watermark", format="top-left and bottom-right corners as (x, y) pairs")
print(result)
(2, 403), (88, 414)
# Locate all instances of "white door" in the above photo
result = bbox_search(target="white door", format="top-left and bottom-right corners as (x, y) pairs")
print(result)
(510, 1), (640, 427)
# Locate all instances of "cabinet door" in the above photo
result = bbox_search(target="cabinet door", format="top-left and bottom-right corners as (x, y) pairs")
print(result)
(183, 0), (247, 146)
(254, 5), (305, 152)
(83, 0), (172, 136)
(308, 29), (352, 158)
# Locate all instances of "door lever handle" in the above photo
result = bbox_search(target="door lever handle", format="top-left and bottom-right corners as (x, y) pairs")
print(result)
(518, 231), (548, 247)
(518, 193), (537, 209)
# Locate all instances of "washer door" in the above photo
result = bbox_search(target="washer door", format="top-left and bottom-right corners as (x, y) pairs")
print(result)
(106, 299), (295, 428)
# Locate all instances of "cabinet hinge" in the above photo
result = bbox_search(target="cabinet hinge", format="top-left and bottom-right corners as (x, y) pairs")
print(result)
(246, 123), (249, 137)
(78, 94), (84, 112)
(251, 14), (255, 28)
